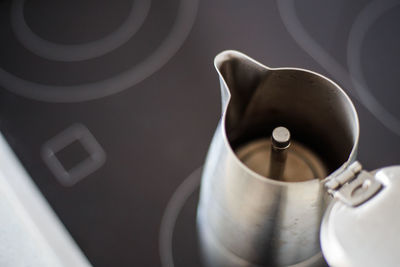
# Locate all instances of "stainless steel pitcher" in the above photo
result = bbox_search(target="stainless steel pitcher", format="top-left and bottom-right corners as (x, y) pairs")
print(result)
(197, 50), (400, 267)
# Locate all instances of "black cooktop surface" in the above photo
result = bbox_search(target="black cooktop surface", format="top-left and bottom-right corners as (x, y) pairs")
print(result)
(0, 0), (399, 266)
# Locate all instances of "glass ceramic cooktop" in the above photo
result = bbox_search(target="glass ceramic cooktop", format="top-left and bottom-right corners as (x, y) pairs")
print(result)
(0, 0), (399, 266)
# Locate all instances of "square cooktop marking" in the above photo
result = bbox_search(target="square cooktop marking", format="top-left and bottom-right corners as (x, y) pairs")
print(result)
(41, 123), (106, 186)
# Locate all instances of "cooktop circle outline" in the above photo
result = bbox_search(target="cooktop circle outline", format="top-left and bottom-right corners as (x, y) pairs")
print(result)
(347, 0), (400, 135)
(0, 0), (199, 103)
(277, 0), (400, 137)
(11, 0), (151, 62)
(159, 167), (202, 267)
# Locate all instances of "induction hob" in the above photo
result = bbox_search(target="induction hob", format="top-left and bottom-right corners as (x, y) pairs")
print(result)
(0, 0), (399, 266)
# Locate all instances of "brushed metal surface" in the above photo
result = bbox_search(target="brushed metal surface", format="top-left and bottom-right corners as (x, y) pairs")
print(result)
(197, 51), (359, 266)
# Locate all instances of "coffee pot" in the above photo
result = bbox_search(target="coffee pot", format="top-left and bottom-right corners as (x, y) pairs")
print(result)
(197, 51), (400, 267)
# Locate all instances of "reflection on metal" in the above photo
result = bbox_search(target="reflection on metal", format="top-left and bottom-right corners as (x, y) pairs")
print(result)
(159, 167), (202, 267)
(277, 0), (400, 137)
(0, 0), (199, 102)
(197, 51), (359, 266)
(41, 124), (106, 186)
(236, 138), (328, 182)
(11, 0), (151, 62)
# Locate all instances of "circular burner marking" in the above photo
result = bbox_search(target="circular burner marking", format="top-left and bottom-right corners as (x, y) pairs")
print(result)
(347, 0), (400, 136)
(0, 0), (198, 102)
(11, 0), (150, 62)
(159, 167), (202, 267)
(277, 0), (400, 136)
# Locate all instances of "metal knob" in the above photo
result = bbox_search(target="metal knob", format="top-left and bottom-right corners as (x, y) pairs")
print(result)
(268, 126), (291, 180)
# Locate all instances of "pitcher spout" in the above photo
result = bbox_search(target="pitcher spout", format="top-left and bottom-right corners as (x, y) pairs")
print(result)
(213, 50), (358, 170)
(214, 50), (269, 115)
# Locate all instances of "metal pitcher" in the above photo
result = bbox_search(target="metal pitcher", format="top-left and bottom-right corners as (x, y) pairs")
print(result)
(196, 50), (359, 266)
